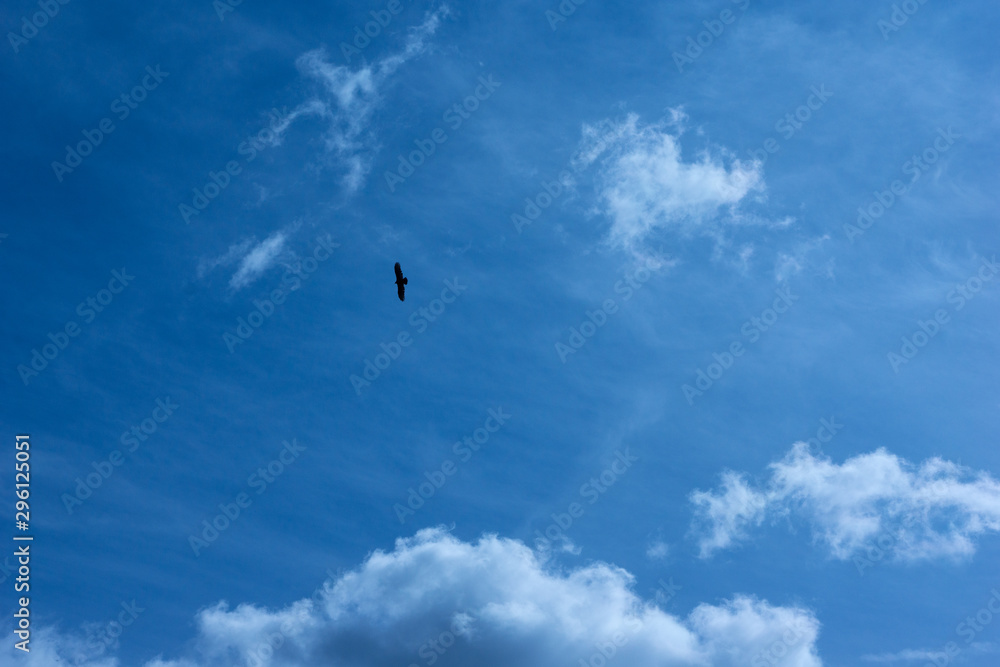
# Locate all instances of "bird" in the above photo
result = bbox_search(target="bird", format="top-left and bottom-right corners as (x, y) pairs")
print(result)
(394, 262), (408, 301)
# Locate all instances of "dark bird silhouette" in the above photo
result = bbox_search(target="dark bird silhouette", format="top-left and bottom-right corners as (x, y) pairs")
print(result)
(394, 262), (408, 301)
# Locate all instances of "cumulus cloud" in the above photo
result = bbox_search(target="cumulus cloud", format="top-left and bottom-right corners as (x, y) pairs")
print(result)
(283, 7), (449, 192)
(1, 624), (122, 667)
(690, 443), (1000, 562)
(576, 111), (765, 250)
(18, 528), (823, 667)
(690, 471), (770, 558)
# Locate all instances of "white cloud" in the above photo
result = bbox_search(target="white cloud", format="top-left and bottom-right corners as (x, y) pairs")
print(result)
(774, 253), (803, 283)
(691, 443), (1000, 562)
(708, 237), (756, 275)
(284, 7), (449, 193)
(198, 225), (300, 292)
(19, 528), (823, 667)
(228, 230), (289, 290)
(196, 238), (255, 279)
(646, 540), (670, 560)
(577, 113), (765, 250)
(861, 648), (948, 662)
(264, 99), (328, 149)
(690, 471), (770, 558)
(862, 643), (997, 662)
(2, 625), (120, 667)
(774, 235), (831, 283)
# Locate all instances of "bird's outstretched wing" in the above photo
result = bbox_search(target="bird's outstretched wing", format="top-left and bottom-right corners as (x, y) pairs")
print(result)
(394, 262), (407, 301)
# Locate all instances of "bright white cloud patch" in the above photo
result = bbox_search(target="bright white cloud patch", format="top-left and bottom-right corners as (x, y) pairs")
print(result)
(690, 471), (770, 558)
(20, 528), (823, 666)
(691, 443), (1000, 562)
(577, 112), (764, 249)
(288, 7), (448, 192)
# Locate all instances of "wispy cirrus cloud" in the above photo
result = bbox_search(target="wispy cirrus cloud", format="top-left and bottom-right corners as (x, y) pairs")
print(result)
(282, 6), (450, 193)
(198, 226), (296, 292)
(690, 443), (1000, 562)
(861, 648), (948, 663)
(228, 230), (290, 290)
(196, 238), (255, 279)
(774, 235), (833, 283)
(862, 643), (997, 662)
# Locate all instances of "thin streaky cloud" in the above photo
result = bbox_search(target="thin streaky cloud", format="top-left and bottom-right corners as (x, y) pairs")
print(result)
(196, 238), (255, 279)
(228, 230), (290, 291)
(861, 649), (947, 662)
(279, 6), (450, 193)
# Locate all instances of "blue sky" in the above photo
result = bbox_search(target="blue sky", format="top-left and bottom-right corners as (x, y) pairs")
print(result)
(2, 0), (1000, 665)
